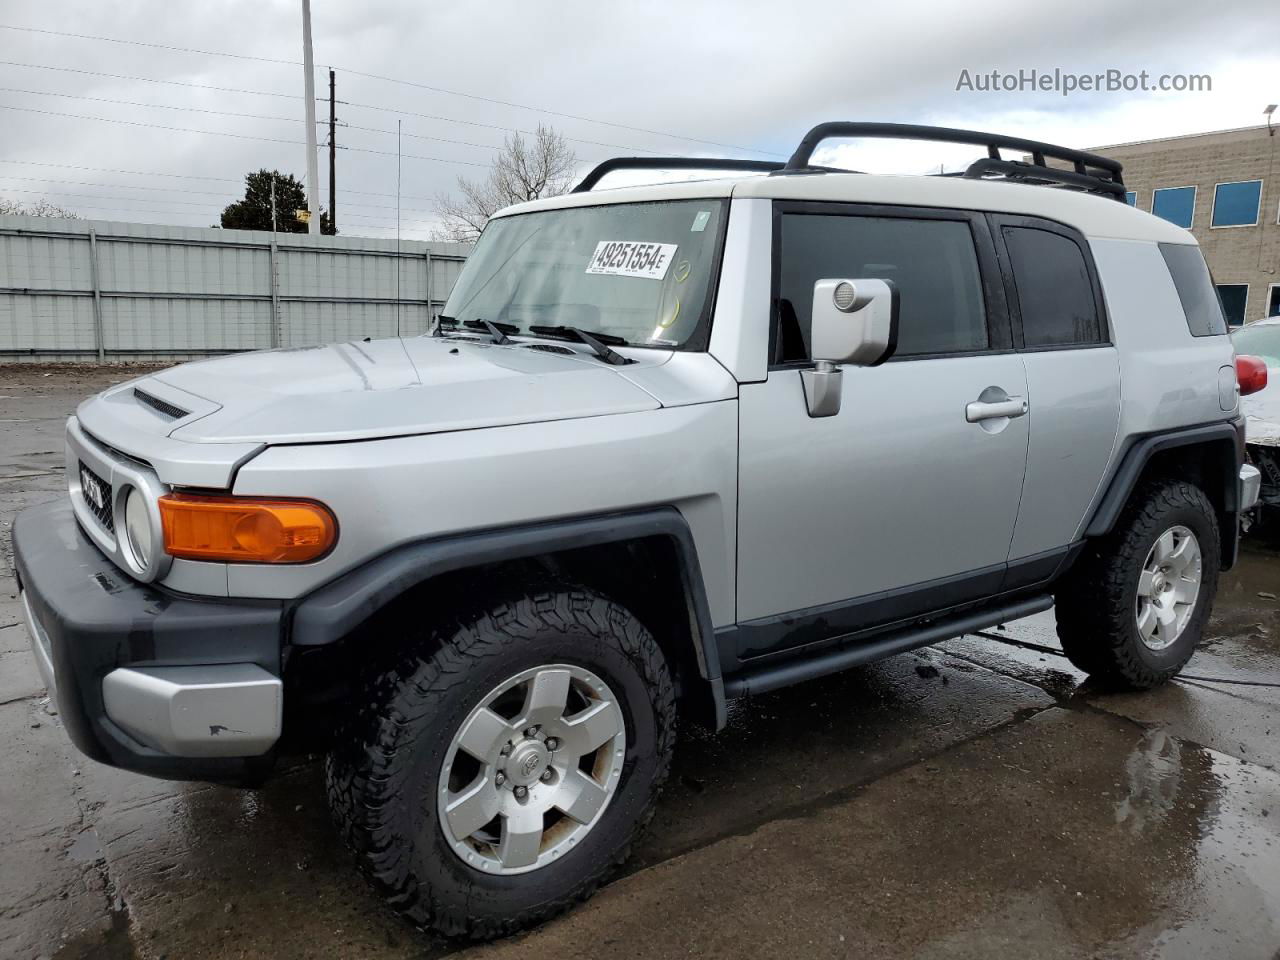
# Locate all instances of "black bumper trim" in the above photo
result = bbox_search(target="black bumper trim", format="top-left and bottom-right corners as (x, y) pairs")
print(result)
(12, 499), (284, 783)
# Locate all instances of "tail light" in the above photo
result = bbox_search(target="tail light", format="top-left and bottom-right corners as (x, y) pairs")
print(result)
(1236, 355), (1269, 397)
(159, 494), (337, 563)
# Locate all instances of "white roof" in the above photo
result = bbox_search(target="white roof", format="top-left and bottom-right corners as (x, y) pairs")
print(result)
(495, 171), (1192, 245)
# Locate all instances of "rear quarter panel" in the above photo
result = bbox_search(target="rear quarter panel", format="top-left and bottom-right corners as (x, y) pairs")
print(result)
(1080, 237), (1238, 536)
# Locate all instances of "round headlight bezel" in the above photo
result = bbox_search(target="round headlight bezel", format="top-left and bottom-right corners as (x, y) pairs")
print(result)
(120, 485), (159, 577)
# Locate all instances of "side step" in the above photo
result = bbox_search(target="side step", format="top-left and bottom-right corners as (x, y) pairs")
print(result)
(722, 595), (1053, 698)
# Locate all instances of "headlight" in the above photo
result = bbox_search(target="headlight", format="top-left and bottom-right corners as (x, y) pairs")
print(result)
(123, 487), (153, 571)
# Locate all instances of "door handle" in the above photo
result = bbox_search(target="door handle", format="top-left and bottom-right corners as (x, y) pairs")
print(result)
(965, 397), (1028, 423)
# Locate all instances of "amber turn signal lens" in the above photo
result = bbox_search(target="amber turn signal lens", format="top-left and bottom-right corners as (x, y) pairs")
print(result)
(159, 494), (336, 563)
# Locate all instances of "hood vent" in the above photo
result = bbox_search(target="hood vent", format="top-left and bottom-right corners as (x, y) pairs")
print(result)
(133, 387), (189, 420)
(521, 343), (576, 356)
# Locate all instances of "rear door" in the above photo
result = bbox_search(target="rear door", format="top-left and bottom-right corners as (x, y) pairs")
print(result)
(734, 203), (1030, 659)
(990, 216), (1120, 581)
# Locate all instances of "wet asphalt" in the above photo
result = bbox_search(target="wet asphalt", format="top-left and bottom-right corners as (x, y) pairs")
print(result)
(1, 365), (1277, 960)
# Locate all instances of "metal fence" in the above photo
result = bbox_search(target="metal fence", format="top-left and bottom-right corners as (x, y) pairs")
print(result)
(0, 215), (470, 362)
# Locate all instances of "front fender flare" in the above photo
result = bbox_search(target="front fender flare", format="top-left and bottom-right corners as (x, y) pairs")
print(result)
(287, 507), (726, 726)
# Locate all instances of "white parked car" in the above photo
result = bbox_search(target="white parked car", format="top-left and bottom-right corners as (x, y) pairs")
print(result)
(1231, 317), (1280, 514)
(14, 122), (1264, 938)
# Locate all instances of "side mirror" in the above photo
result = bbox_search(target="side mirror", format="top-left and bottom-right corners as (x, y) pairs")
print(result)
(800, 278), (899, 418)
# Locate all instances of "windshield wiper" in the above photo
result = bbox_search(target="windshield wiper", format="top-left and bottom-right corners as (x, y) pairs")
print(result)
(463, 319), (516, 344)
(434, 315), (458, 337)
(527, 325), (635, 366)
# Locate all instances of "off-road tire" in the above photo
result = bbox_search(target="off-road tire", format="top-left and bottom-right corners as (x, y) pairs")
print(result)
(324, 584), (676, 940)
(1055, 478), (1220, 687)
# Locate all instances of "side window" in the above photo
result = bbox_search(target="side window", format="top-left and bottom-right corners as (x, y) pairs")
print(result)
(1002, 226), (1103, 348)
(776, 214), (988, 362)
(1159, 243), (1228, 336)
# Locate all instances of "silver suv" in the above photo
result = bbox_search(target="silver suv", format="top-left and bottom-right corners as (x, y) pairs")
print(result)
(13, 123), (1265, 939)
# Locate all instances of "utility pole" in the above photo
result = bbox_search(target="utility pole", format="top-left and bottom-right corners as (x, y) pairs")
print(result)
(396, 118), (402, 335)
(328, 69), (337, 233)
(300, 0), (320, 235)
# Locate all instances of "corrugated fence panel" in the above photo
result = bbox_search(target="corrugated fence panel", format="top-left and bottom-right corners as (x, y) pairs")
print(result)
(0, 215), (469, 360)
(98, 238), (270, 296)
(0, 293), (96, 351)
(279, 300), (430, 346)
(1, 231), (93, 291)
(102, 297), (273, 352)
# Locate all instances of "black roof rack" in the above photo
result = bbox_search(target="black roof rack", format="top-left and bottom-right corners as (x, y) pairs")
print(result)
(784, 122), (1126, 200)
(572, 157), (784, 193)
(571, 123), (1126, 201)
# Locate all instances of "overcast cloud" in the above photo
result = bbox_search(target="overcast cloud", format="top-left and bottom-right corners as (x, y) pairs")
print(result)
(0, 0), (1275, 238)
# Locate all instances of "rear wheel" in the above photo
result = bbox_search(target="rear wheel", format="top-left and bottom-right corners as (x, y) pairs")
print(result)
(325, 585), (675, 939)
(1055, 479), (1220, 688)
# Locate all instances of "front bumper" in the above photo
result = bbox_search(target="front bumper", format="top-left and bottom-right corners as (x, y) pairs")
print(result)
(1240, 462), (1263, 511)
(13, 498), (285, 783)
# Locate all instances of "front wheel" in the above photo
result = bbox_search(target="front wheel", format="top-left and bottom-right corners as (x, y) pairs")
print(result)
(1055, 478), (1220, 688)
(325, 586), (676, 939)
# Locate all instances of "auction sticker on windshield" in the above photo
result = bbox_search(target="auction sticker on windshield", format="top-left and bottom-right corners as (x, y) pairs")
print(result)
(586, 241), (678, 280)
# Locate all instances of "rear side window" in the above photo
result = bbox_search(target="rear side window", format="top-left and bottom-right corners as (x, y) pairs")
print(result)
(777, 214), (987, 360)
(1001, 226), (1103, 347)
(1159, 243), (1228, 336)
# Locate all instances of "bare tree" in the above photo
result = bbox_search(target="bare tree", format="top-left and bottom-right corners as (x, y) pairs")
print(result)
(0, 197), (79, 218)
(435, 124), (577, 242)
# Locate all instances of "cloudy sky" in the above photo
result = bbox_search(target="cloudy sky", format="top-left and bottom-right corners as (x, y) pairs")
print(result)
(0, 0), (1275, 239)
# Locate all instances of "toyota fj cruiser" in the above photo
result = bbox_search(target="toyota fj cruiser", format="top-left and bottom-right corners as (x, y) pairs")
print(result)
(13, 123), (1266, 939)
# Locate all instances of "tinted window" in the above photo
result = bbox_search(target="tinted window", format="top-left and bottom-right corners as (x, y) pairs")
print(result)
(1159, 243), (1228, 337)
(1002, 227), (1103, 347)
(1216, 284), (1249, 327)
(777, 214), (987, 360)
(1212, 180), (1262, 227)
(1152, 186), (1196, 228)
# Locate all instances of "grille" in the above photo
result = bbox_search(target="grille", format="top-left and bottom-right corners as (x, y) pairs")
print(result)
(521, 343), (575, 356)
(133, 387), (188, 420)
(78, 461), (114, 532)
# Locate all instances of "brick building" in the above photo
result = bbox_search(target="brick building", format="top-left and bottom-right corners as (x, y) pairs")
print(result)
(1087, 124), (1280, 326)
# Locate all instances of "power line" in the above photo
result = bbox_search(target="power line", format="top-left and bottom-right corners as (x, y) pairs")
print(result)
(0, 185), (219, 209)
(0, 102), (494, 167)
(0, 59), (298, 100)
(0, 174), (232, 196)
(0, 61), (675, 156)
(0, 158), (241, 182)
(337, 100), (667, 156)
(0, 160), (438, 203)
(338, 66), (777, 156)
(0, 85), (518, 155)
(0, 21), (780, 156)
(0, 102), (310, 146)
(0, 23), (300, 66)
(0, 85), (315, 125)
(0, 176), (442, 219)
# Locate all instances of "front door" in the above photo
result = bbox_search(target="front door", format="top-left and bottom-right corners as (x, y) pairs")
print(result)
(734, 204), (1029, 659)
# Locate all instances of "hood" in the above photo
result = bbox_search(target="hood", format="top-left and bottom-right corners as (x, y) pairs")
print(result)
(136, 337), (664, 445)
(1241, 365), (1280, 446)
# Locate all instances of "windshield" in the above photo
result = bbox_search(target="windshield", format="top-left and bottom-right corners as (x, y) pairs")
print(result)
(441, 199), (727, 348)
(1232, 323), (1280, 366)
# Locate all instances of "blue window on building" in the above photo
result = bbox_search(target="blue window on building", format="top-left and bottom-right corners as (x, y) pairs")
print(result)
(1125, 191), (1137, 206)
(1211, 180), (1262, 227)
(1216, 284), (1248, 327)
(1152, 186), (1196, 228)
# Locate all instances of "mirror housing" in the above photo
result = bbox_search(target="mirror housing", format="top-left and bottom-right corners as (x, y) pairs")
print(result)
(810, 278), (899, 366)
(800, 279), (899, 418)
